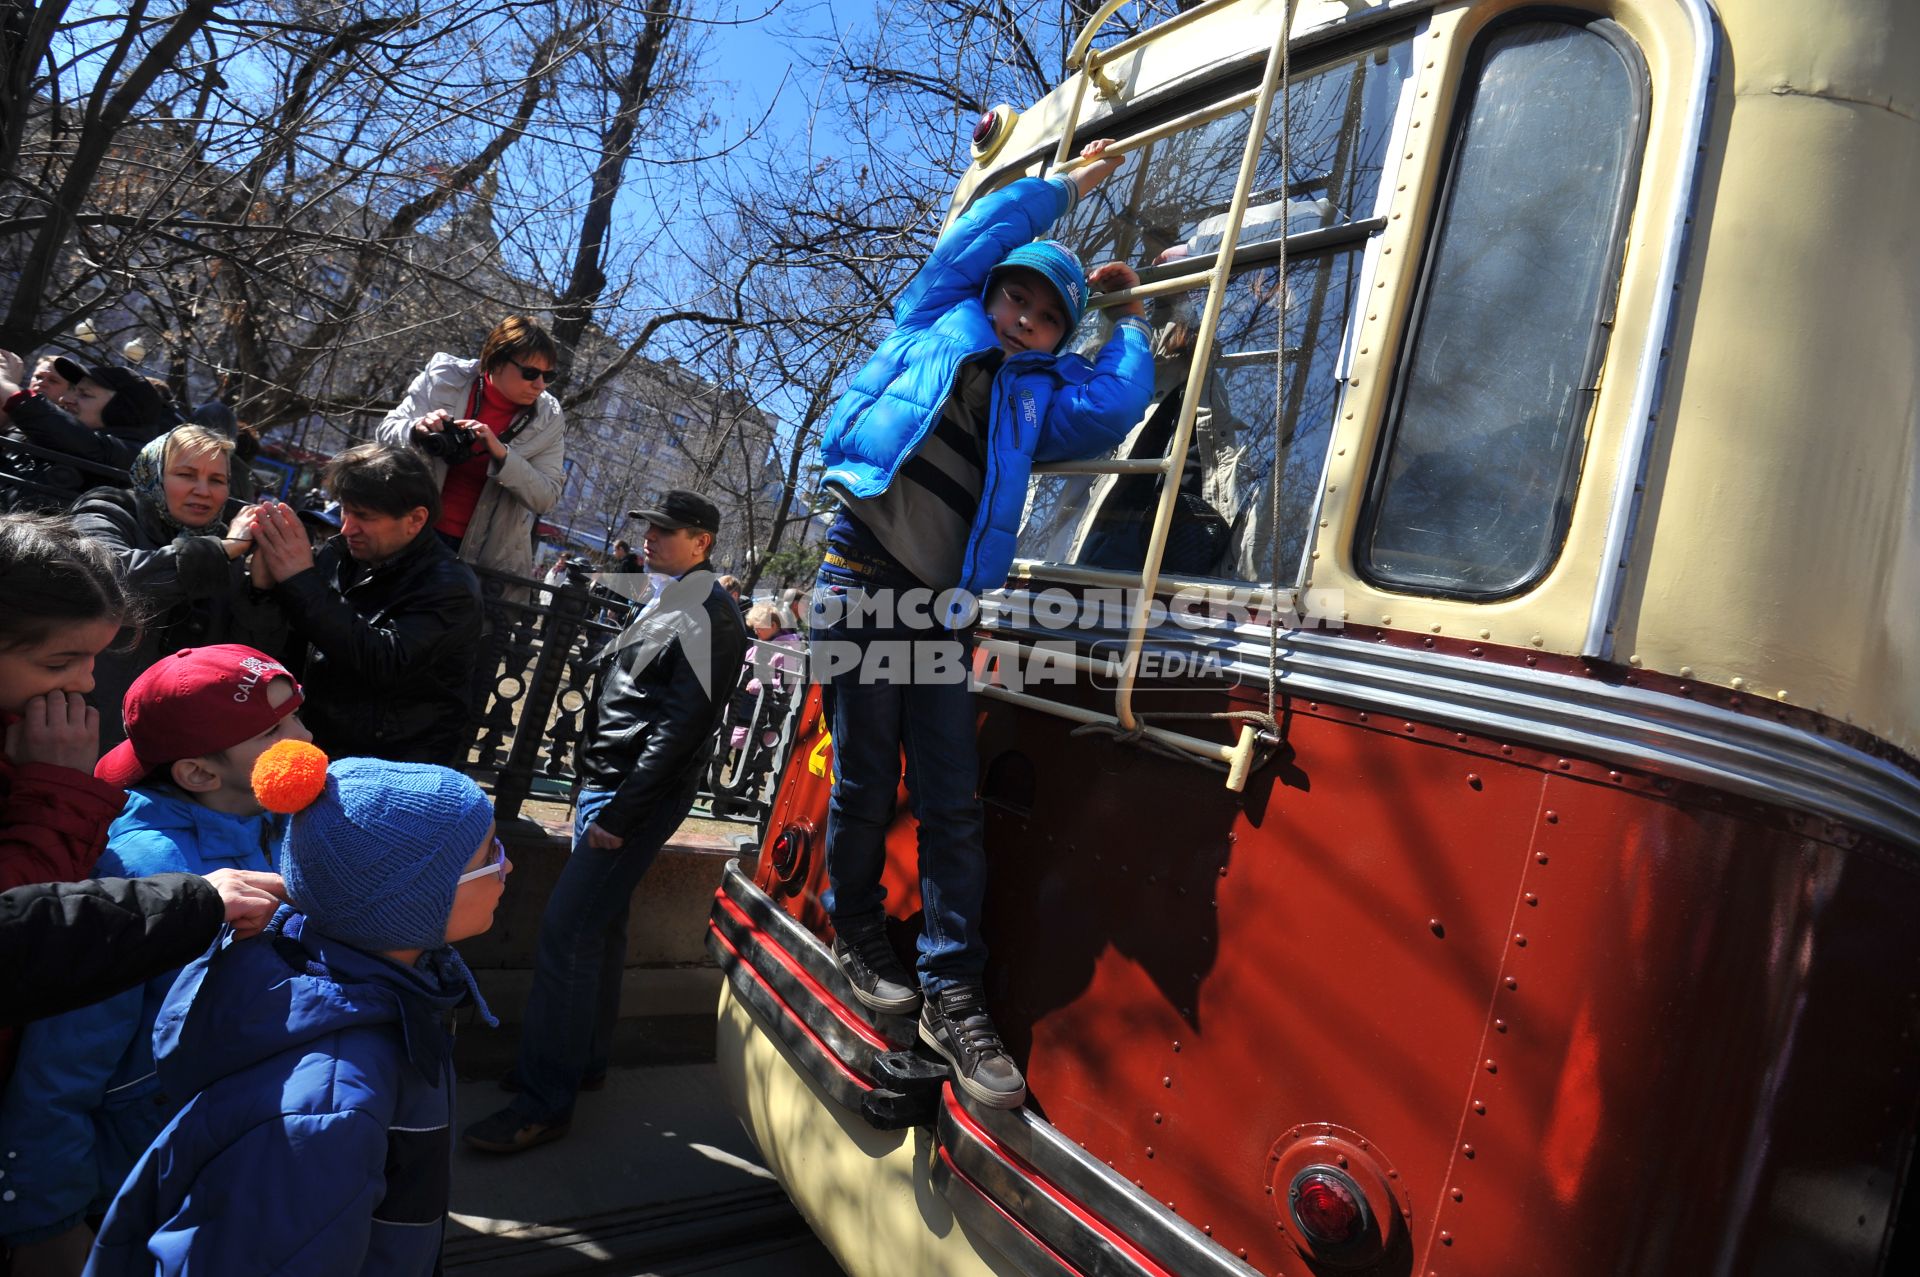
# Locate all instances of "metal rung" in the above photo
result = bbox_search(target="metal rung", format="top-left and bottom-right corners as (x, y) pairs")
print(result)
(1066, 0), (1248, 72)
(1056, 87), (1263, 167)
(1031, 457), (1171, 476)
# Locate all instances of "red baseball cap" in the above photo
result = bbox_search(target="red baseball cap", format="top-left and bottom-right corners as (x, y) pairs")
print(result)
(95, 646), (304, 789)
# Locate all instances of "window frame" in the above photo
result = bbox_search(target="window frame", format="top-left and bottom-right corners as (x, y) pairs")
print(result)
(1353, 9), (1652, 602)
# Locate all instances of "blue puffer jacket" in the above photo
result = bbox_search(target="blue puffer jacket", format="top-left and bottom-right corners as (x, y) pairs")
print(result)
(0, 788), (280, 1246)
(85, 910), (470, 1277)
(819, 174), (1155, 596)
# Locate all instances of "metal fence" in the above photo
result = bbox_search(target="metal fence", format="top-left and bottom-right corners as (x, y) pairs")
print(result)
(465, 566), (806, 832)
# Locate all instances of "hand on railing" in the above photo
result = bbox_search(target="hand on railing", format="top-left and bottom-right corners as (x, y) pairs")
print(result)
(1065, 138), (1126, 198)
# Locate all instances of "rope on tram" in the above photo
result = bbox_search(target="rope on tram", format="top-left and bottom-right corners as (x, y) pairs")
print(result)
(1261, 0), (1293, 744)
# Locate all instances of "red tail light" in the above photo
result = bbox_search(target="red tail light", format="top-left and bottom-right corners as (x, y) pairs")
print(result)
(971, 110), (999, 148)
(1289, 1167), (1369, 1245)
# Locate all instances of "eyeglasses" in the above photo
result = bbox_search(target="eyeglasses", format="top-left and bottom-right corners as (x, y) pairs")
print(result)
(508, 360), (556, 385)
(457, 837), (509, 885)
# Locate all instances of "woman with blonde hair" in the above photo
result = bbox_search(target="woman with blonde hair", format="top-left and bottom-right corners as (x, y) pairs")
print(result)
(71, 424), (284, 747)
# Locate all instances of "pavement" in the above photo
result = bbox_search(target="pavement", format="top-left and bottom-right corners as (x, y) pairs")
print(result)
(443, 1059), (846, 1276)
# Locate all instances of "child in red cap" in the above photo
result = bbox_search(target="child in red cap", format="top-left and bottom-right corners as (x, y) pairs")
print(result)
(0, 645), (309, 1269)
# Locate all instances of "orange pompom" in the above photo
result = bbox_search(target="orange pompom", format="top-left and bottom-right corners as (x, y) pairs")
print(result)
(252, 739), (330, 814)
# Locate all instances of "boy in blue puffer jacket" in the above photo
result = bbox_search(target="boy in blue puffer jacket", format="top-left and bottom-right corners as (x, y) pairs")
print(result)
(814, 138), (1154, 1109)
(85, 739), (510, 1277)
(0, 646), (306, 1272)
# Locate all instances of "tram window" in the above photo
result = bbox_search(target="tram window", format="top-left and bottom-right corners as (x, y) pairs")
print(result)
(1019, 35), (1411, 583)
(1358, 19), (1647, 597)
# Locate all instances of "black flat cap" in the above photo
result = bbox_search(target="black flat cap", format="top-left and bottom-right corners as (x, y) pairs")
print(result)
(629, 489), (720, 535)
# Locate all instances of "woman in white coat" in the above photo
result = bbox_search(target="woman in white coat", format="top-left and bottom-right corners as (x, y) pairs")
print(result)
(377, 316), (566, 583)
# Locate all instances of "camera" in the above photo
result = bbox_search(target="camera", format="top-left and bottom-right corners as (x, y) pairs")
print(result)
(420, 423), (482, 462)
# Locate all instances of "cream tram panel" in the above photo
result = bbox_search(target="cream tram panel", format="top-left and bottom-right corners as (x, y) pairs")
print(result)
(715, 985), (1018, 1277)
(1611, 0), (1920, 752)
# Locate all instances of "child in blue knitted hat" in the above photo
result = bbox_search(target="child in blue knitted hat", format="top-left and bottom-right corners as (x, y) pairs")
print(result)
(86, 740), (511, 1277)
(813, 137), (1155, 1109)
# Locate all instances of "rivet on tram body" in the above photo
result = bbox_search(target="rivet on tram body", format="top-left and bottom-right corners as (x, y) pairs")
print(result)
(1473, 1099), (1486, 1114)
(1485, 1058), (1498, 1072)
(1441, 1231), (1453, 1245)
(1457, 733), (1469, 743)
(1172, 1040), (1182, 1053)
(1337, 1154), (1349, 1168)
(1777, 689), (1789, 701)
(1530, 634), (1543, 646)
(1506, 977), (1518, 990)
(1501, 745), (1513, 755)
(1379, 615), (1390, 625)
(1462, 1144), (1476, 1158)
(1513, 934), (1527, 948)
(1679, 666), (1694, 678)
(1544, 810), (1558, 823)
(1146, 1147), (1155, 1158)
(1203, 1224), (1212, 1236)
(1524, 893), (1537, 907)
(1495, 1019), (1508, 1032)
(1731, 677), (1745, 690)
(1163, 1076), (1173, 1087)
(1608, 770), (1621, 781)
(1153, 1112), (1163, 1124)
(1537, 854), (1549, 864)
(1466, 773), (1481, 789)
(1452, 1187), (1465, 1202)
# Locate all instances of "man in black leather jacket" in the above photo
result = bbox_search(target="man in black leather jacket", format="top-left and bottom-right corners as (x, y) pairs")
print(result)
(249, 444), (483, 766)
(464, 489), (748, 1154)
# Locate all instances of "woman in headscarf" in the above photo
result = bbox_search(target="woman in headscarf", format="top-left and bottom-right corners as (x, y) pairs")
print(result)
(71, 425), (284, 747)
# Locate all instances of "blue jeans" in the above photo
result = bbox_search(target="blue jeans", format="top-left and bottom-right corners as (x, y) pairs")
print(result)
(510, 784), (691, 1122)
(812, 565), (987, 995)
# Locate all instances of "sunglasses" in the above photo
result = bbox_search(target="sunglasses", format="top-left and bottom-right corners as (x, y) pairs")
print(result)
(457, 837), (509, 885)
(508, 360), (556, 385)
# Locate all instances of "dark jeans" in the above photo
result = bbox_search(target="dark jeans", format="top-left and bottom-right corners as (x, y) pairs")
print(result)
(812, 564), (986, 996)
(510, 784), (689, 1122)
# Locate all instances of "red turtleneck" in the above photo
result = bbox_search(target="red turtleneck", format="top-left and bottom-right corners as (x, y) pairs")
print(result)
(436, 375), (520, 540)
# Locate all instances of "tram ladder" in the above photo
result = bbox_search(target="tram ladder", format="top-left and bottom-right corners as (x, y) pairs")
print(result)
(984, 0), (1296, 792)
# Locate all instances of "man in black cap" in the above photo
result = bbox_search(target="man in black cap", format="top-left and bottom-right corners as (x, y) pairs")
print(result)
(464, 489), (748, 1153)
(0, 351), (177, 507)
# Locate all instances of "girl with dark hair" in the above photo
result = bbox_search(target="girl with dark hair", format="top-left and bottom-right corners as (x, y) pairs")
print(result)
(0, 511), (131, 894)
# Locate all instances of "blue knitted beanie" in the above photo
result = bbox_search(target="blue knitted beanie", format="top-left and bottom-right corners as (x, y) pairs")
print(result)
(985, 239), (1088, 348)
(258, 747), (494, 953)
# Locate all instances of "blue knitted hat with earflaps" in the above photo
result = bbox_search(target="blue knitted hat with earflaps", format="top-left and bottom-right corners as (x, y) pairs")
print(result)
(253, 742), (495, 954)
(984, 239), (1089, 350)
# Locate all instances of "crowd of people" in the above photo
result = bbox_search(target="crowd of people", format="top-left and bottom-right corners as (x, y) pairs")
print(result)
(0, 314), (772, 1273)
(0, 130), (1154, 1272)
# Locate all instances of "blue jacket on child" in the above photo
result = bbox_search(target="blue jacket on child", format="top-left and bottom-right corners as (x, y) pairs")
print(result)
(0, 787), (279, 1246)
(84, 909), (469, 1277)
(819, 174), (1155, 596)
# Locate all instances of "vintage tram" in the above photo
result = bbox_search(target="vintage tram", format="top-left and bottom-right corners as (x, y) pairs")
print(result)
(708, 1), (1920, 1273)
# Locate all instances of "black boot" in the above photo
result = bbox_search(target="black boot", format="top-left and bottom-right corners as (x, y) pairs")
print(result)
(919, 984), (1026, 1109)
(832, 925), (922, 1014)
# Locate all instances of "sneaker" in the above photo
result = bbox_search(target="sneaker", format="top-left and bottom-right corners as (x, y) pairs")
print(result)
(498, 1067), (607, 1094)
(919, 984), (1026, 1109)
(462, 1107), (571, 1154)
(833, 928), (922, 1014)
